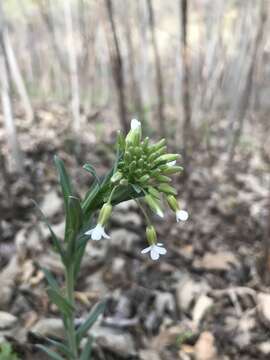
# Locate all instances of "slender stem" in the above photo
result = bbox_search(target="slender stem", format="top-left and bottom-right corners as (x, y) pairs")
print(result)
(135, 199), (151, 225)
(65, 264), (78, 359)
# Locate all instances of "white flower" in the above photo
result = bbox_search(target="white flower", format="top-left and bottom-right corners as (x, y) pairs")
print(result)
(141, 243), (167, 260)
(85, 223), (110, 241)
(167, 160), (176, 166)
(131, 118), (141, 130)
(176, 210), (189, 222)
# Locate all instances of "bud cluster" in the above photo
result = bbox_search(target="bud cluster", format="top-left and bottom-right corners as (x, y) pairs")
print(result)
(85, 119), (189, 261)
(114, 120), (183, 198)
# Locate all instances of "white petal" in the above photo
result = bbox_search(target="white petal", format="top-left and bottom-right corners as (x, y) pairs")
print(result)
(85, 229), (93, 236)
(141, 246), (151, 254)
(156, 246), (167, 255)
(102, 229), (110, 239)
(168, 160), (176, 166)
(176, 210), (189, 222)
(157, 243), (163, 246)
(131, 118), (141, 130)
(150, 248), (160, 260)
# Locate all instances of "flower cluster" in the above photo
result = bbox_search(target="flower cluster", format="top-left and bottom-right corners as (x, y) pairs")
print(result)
(85, 119), (188, 260)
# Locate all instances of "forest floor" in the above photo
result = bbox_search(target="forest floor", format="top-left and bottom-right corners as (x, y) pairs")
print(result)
(0, 107), (270, 360)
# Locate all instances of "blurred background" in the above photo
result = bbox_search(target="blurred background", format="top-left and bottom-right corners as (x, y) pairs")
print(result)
(0, 0), (270, 359)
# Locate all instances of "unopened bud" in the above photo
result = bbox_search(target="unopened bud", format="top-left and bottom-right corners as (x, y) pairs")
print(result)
(155, 175), (171, 183)
(148, 186), (160, 199)
(158, 183), (177, 196)
(126, 119), (142, 146)
(139, 174), (150, 183)
(145, 194), (164, 218)
(162, 165), (183, 175)
(111, 171), (123, 184)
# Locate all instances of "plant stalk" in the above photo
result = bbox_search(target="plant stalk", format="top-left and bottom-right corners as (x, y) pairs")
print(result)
(65, 264), (78, 359)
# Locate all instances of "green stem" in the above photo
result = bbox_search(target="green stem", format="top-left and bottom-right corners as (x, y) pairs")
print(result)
(65, 264), (78, 359)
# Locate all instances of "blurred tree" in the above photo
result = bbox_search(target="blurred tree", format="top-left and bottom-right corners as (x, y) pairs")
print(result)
(123, 1), (144, 126)
(0, 1), (23, 173)
(228, 0), (267, 165)
(179, 0), (191, 174)
(64, 0), (81, 134)
(146, 0), (165, 137)
(104, 0), (129, 133)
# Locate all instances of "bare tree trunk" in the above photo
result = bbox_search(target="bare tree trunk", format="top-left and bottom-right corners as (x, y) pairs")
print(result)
(123, 1), (144, 125)
(3, 30), (34, 122)
(0, 43), (23, 173)
(146, 0), (165, 137)
(137, 0), (150, 111)
(104, 0), (129, 133)
(228, 0), (267, 165)
(64, 0), (81, 134)
(37, 0), (68, 73)
(179, 0), (191, 172)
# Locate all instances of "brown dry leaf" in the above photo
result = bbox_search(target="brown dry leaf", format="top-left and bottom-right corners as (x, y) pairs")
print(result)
(30, 270), (44, 286)
(194, 251), (239, 271)
(194, 332), (218, 360)
(257, 292), (270, 328)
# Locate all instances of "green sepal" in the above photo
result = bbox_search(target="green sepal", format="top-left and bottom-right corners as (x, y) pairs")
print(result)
(79, 337), (93, 360)
(36, 345), (65, 360)
(76, 301), (106, 343)
(47, 288), (74, 318)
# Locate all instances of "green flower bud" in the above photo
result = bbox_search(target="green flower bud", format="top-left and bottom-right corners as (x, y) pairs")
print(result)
(150, 168), (161, 177)
(129, 160), (137, 172)
(111, 171), (123, 184)
(154, 153), (180, 165)
(155, 175), (171, 183)
(148, 186), (160, 199)
(158, 183), (177, 196)
(167, 195), (179, 212)
(146, 225), (157, 245)
(98, 203), (112, 226)
(120, 179), (129, 186)
(134, 146), (142, 157)
(142, 137), (149, 151)
(162, 165), (183, 175)
(144, 194), (164, 218)
(126, 119), (142, 146)
(148, 138), (166, 153)
(148, 146), (167, 162)
(138, 159), (144, 168)
(139, 174), (150, 184)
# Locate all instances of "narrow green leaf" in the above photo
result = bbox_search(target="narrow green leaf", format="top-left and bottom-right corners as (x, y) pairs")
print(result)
(32, 200), (66, 263)
(45, 338), (74, 359)
(47, 289), (74, 317)
(54, 155), (73, 211)
(79, 337), (93, 360)
(42, 267), (60, 292)
(36, 345), (65, 360)
(83, 164), (100, 183)
(76, 301), (106, 342)
(68, 196), (83, 235)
